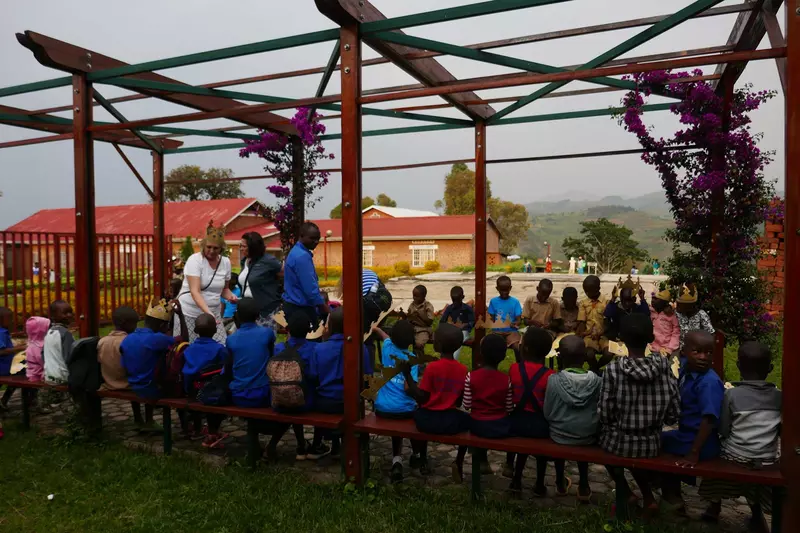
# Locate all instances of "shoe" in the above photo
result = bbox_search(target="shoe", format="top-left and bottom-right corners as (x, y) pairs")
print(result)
(201, 432), (228, 449)
(390, 462), (403, 483)
(501, 463), (514, 479)
(296, 439), (310, 461)
(409, 453), (422, 470)
(418, 457), (433, 476)
(306, 442), (331, 460)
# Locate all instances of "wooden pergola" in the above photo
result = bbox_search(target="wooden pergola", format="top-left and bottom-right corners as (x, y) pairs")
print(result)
(0, 1), (797, 527)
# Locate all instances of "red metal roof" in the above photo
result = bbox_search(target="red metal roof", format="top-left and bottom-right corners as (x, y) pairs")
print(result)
(225, 222), (278, 241)
(5, 198), (259, 238)
(265, 215), (494, 249)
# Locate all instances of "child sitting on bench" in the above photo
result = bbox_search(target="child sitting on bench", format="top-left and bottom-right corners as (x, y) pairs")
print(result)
(402, 323), (470, 476)
(544, 334), (601, 502)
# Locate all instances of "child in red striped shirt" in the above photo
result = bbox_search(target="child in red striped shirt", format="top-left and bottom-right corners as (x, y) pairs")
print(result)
(453, 333), (513, 481)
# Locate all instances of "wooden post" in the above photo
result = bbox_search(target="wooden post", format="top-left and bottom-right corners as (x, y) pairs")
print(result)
(339, 23), (364, 484)
(152, 151), (166, 298)
(473, 122), (488, 366)
(781, 4), (800, 531)
(72, 73), (99, 337)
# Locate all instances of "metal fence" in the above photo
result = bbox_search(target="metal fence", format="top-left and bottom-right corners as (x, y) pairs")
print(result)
(1, 232), (170, 334)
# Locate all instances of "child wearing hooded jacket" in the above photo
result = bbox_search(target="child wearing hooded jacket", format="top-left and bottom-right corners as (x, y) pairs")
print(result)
(544, 334), (602, 502)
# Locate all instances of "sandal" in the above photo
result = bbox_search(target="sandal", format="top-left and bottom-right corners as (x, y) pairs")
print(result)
(555, 476), (573, 497)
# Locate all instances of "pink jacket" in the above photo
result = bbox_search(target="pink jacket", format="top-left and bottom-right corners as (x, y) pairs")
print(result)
(25, 316), (50, 382)
(650, 307), (680, 354)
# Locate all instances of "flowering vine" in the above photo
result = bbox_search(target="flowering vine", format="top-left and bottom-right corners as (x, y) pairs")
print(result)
(618, 70), (778, 341)
(240, 107), (334, 252)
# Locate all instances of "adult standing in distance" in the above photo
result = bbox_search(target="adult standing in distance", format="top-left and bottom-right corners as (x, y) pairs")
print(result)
(238, 231), (283, 329)
(176, 224), (237, 343)
(282, 222), (329, 328)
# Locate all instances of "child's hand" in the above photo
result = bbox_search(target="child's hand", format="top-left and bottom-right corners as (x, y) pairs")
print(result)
(611, 286), (618, 302)
(676, 453), (699, 468)
(638, 287), (646, 302)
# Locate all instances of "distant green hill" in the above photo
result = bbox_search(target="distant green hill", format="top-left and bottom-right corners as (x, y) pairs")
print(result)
(520, 204), (674, 265)
(526, 191), (672, 217)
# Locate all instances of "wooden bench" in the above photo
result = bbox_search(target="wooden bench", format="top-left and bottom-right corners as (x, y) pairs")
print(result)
(353, 414), (786, 524)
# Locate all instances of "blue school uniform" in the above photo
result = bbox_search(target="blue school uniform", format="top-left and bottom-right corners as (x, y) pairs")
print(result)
(0, 326), (14, 375)
(282, 242), (324, 308)
(662, 357), (724, 460)
(374, 338), (420, 415)
(308, 333), (369, 404)
(182, 337), (227, 393)
(121, 328), (176, 399)
(487, 296), (522, 332)
(222, 286), (242, 319)
(275, 337), (316, 410)
(226, 322), (275, 407)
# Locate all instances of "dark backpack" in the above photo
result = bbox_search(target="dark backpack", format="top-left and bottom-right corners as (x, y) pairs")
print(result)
(364, 281), (392, 313)
(158, 341), (189, 398)
(197, 373), (231, 406)
(67, 337), (101, 392)
(267, 345), (306, 410)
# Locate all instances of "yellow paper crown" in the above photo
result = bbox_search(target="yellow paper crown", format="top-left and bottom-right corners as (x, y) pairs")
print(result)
(474, 315), (514, 331)
(655, 288), (672, 302)
(204, 220), (226, 248)
(146, 297), (174, 322)
(676, 283), (698, 304)
(617, 274), (642, 293)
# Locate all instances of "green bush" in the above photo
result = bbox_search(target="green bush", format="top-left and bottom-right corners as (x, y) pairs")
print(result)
(424, 260), (440, 272)
(394, 261), (411, 275)
(315, 266), (342, 278)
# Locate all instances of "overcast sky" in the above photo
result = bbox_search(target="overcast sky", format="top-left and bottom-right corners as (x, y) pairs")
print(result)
(0, 0), (787, 228)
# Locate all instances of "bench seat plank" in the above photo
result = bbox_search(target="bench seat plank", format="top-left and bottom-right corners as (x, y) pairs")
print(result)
(354, 414), (785, 486)
(158, 398), (343, 429)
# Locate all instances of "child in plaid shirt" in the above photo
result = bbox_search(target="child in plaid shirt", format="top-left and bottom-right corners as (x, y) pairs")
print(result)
(599, 313), (680, 517)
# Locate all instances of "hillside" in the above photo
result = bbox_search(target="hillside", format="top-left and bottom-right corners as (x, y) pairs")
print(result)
(526, 191), (672, 217)
(520, 205), (674, 265)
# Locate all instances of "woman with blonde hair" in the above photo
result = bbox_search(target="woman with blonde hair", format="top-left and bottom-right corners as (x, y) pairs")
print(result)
(175, 223), (237, 342)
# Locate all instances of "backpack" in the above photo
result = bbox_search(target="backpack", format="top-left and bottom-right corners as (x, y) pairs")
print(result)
(364, 280), (392, 313)
(158, 341), (189, 398)
(267, 345), (306, 410)
(197, 373), (231, 406)
(67, 337), (101, 392)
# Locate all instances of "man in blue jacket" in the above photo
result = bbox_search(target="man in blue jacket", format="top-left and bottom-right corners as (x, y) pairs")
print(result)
(283, 222), (329, 327)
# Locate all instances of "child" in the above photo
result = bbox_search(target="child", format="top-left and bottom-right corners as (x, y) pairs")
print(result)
(98, 306), (157, 430)
(43, 300), (75, 385)
(373, 319), (424, 483)
(439, 286), (475, 363)
(221, 274), (241, 325)
(23, 316), (49, 383)
(604, 278), (650, 342)
(522, 278), (562, 334)
(121, 298), (187, 401)
(675, 284), (715, 349)
(226, 298), (285, 459)
(169, 278), (183, 301)
(404, 285), (434, 354)
(274, 313), (316, 461)
(660, 330), (724, 512)
(698, 341), (781, 533)
(576, 275), (608, 361)
(650, 289), (679, 356)
(598, 314), (680, 517)
(183, 313), (229, 448)
(544, 334), (601, 502)
(506, 327), (556, 496)
(0, 308), (27, 411)
(454, 333), (513, 482)
(402, 323), (470, 475)
(487, 275), (523, 357)
(560, 287), (580, 334)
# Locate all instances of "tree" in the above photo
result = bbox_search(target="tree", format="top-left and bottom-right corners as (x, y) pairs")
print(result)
(562, 218), (648, 274)
(164, 165), (244, 202)
(329, 193), (396, 218)
(179, 236), (195, 263)
(434, 163), (529, 254)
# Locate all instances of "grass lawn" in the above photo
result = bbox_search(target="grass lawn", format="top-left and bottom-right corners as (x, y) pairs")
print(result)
(1, 427), (693, 533)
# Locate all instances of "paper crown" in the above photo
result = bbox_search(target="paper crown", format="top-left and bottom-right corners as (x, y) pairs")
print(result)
(203, 220), (226, 248)
(474, 315), (514, 331)
(617, 274), (642, 292)
(654, 288), (672, 302)
(146, 297), (174, 322)
(676, 283), (698, 304)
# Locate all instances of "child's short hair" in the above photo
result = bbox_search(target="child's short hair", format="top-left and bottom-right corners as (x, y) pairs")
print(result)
(539, 278), (553, 290)
(619, 314), (654, 350)
(287, 311), (311, 339)
(450, 286), (464, 298)
(328, 307), (344, 335)
(562, 286), (578, 298)
(481, 334), (507, 367)
(236, 297), (259, 324)
(112, 306), (138, 329)
(49, 299), (69, 316)
(194, 313), (217, 338)
(523, 327), (552, 361)
(434, 323), (463, 355)
(413, 285), (428, 298)
(583, 275), (600, 291)
(558, 335), (585, 368)
(738, 340), (772, 377)
(497, 275), (511, 285)
(390, 319), (415, 350)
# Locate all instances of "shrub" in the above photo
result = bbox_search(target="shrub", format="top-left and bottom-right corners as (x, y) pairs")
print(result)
(408, 268), (428, 277)
(180, 236), (195, 263)
(394, 261), (411, 275)
(424, 260), (440, 272)
(372, 267), (398, 283)
(315, 266), (342, 279)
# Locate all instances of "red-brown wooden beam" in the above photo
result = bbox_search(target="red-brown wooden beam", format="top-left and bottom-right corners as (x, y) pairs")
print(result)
(339, 24), (364, 484)
(763, 8), (788, 94)
(781, 5), (800, 532)
(112, 143), (155, 199)
(17, 31), (297, 136)
(315, 0), (495, 121)
(0, 132), (72, 149)
(152, 151), (166, 299)
(72, 74), (100, 337)
(473, 122), (488, 367)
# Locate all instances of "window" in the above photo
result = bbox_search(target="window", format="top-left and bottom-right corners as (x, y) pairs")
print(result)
(410, 244), (437, 268)
(362, 246), (375, 267)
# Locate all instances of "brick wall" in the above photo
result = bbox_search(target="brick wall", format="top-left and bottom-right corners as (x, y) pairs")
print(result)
(758, 207), (785, 317)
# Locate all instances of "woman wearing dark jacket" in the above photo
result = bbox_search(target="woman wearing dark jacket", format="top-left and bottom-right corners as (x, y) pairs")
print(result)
(238, 232), (283, 329)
